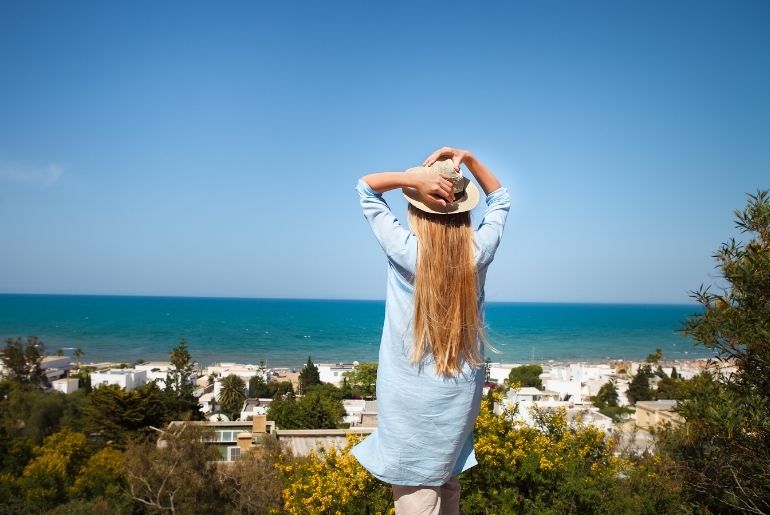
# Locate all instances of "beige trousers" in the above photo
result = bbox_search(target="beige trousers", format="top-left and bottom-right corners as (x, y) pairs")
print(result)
(392, 476), (461, 515)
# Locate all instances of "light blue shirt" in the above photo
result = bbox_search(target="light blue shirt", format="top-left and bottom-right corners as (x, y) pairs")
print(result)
(351, 179), (511, 486)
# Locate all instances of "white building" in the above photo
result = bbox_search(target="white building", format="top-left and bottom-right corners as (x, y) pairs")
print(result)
(567, 407), (615, 433)
(501, 387), (614, 433)
(342, 399), (378, 427)
(239, 398), (271, 421)
(90, 368), (148, 391)
(541, 363), (617, 405)
(40, 355), (72, 383)
(52, 377), (79, 394)
(134, 361), (199, 389)
(486, 363), (523, 384)
(342, 399), (366, 426)
(199, 391), (216, 415)
(318, 363), (355, 385)
(134, 361), (172, 388)
(205, 363), (265, 384)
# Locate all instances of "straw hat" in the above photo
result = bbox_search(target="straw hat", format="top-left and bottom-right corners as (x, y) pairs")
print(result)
(402, 159), (480, 214)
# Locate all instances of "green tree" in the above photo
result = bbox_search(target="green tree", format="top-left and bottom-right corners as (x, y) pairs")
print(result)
(248, 374), (270, 398)
(218, 375), (246, 420)
(165, 339), (194, 395)
(593, 380), (634, 422)
(73, 347), (84, 369)
(655, 376), (687, 400)
(593, 380), (619, 408)
(266, 392), (303, 430)
(626, 364), (654, 405)
(84, 383), (167, 444)
(344, 362), (378, 399)
(658, 190), (770, 513)
(247, 377), (294, 399)
(507, 364), (543, 389)
(300, 384), (346, 429)
(267, 384), (345, 430)
(1, 336), (47, 387)
(0, 384), (88, 445)
(164, 339), (201, 420)
(298, 356), (321, 394)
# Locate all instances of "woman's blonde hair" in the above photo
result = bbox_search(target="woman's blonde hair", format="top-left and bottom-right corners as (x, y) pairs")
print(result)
(407, 204), (485, 376)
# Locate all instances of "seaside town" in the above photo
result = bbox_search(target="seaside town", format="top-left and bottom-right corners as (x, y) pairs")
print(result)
(2, 349), (733, 461)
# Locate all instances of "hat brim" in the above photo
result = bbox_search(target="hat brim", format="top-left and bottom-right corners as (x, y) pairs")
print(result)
(402, 167), (480, 215)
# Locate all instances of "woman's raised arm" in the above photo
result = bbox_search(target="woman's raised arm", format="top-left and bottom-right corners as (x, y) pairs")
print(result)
(361, 171), (455, 206)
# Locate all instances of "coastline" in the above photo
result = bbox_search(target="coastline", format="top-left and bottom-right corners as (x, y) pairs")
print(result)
(1, 294), (710, 367)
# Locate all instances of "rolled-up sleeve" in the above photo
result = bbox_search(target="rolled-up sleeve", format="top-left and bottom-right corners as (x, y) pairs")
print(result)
(474, 187), (511, 267)
(356, 180), (414, 270)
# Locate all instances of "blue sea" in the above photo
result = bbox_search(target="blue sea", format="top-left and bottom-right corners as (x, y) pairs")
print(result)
(0, 294), (710, 367)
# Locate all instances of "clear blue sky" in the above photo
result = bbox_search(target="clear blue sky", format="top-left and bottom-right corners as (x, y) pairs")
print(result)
(1, 1), (768, 303)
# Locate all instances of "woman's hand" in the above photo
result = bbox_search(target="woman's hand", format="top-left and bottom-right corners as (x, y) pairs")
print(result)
(407, 170), (454, 206)
(422, 146), (501, 195)
(361, 171), (453, 205)
(422, 147), (473, 171)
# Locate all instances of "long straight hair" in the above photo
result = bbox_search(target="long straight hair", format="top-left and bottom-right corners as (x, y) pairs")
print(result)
(407, 204), (485, 376)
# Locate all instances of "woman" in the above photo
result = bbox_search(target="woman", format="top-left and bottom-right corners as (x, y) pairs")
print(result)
(351, 147), (511, 514)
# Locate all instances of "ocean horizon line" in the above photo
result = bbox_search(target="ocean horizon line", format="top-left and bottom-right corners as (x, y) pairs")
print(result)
(0, 292), (699, 308)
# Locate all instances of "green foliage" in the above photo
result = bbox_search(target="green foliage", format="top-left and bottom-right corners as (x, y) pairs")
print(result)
(655, 376), (688, 400)
(84, 383), (168, 444)
(163, 339), (202, 421)
(658, 190), (770, 514)
(343, 362), (378, 399)
(298, 356), (321, 394)
(218, 374), (247, 420)
(507, 364), (544, 389)
(627, 364), (654, 405)
(248, 375), (294, 399)
(592, 381), (635, 422)
(72, 347), (85, 368)
(248, 373), (269, 398)
(0, 383), (89, 446)
(1, 336), (47, 387)
(267, 384), (345, 430)
(593, 379), (619, 408)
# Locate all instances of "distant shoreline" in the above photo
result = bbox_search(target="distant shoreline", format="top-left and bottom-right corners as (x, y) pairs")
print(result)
(1, 296), (710, 367)
(0, 292), (700, 308)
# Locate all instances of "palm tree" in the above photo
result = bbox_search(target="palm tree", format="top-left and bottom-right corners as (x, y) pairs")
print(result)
(73, 348), (84, 369)
(218, 374), (246, 420)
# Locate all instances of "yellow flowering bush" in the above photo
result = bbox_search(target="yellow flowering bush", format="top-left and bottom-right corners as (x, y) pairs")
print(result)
(278, 434), (393, 515)
(462, 388), (686, 514)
